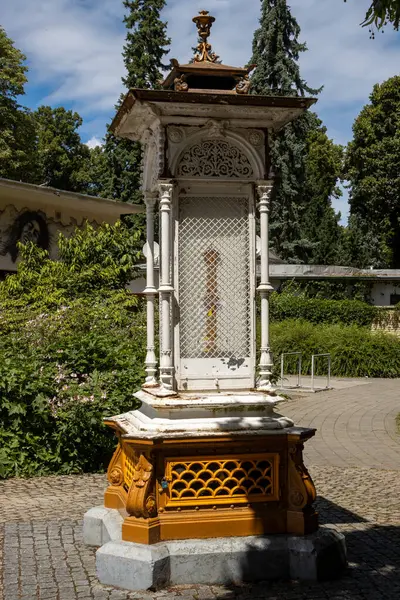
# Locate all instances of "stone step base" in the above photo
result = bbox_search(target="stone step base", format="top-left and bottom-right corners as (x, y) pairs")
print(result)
(84, 507), (347, 591)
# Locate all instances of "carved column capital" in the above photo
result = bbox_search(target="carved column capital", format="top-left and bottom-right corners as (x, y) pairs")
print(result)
(256, 181), (274, 211)
(158, 181), (174, 209)
(144, 192), (157, 210)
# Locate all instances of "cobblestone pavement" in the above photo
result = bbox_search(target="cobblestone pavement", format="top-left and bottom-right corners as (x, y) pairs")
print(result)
(284, 378), (400, 470)
(1, 467), (399, 600)
(0, 378), (399, 600)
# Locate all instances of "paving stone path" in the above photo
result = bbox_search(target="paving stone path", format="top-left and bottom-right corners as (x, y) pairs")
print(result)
(284, 378), (400, 470)
(0, 379), (399, 600)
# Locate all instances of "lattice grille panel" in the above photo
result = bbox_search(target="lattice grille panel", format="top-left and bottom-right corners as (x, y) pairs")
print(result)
(124, 453), (136, 489)
(165, 455), (278, 506)
(178, 196), (250, 359)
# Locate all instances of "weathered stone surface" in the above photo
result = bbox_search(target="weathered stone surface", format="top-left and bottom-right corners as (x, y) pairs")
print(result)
(97, 541), (170, 591)
(83, 507), (123, 547)
(95, 528), (346, 590)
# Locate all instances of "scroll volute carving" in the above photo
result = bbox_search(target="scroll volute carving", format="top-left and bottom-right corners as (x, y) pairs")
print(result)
(287, 441), (316, 511)
(106, 443), (124, 487)
(126, 454), (157, 519)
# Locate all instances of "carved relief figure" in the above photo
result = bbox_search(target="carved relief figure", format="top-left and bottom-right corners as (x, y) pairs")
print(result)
(0, 210), (50, 262)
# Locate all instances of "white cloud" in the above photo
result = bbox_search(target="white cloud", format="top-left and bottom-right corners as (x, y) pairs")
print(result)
(85, 136), (102, 149)
(2, 0), (126, 118)
(3, 0), (396, 140)
(2, 0), (399, 222)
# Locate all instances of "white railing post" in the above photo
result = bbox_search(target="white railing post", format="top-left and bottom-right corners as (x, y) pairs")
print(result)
(143, 192), (158, 387)
(256, 182), (275, 390)
(158, 181), (175, 391)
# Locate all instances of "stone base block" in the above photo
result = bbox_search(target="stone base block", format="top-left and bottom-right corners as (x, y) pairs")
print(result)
(90, 509), (346, 591)
(83, 506), (123, 547)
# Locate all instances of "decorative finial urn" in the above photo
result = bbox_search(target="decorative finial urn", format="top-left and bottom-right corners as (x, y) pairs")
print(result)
(192, 10), (219, 63)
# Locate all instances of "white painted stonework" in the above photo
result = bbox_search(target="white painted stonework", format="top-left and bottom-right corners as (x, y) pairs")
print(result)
(106, 389), (294, 440)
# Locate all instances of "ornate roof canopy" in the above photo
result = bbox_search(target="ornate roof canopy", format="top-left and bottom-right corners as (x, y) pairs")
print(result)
(162, 10), (255, 95)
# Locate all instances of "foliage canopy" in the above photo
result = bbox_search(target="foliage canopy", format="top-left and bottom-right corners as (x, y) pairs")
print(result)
(345, 75), (400, 268)
(0, 222), (146, 479)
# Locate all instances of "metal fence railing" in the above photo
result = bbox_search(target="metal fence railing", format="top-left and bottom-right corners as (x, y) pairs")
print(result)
(280, 352), (302, 389)
(311, 353), (331, 391)
(279, 352), (331, 392)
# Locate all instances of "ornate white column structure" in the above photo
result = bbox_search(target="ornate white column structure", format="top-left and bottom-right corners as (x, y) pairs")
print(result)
(257, 182), (275, 390)
(143, 192), (158, 387)
(158, 181), (175, 391)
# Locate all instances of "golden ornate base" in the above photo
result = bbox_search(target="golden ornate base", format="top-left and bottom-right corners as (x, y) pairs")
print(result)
(104, 427), (318, 544)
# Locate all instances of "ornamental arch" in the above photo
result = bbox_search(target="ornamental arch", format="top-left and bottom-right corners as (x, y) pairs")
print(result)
(169, 126), (265, 181)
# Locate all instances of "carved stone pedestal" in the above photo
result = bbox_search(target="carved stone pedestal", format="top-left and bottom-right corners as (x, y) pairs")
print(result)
(101, 390), (318, 544)
(83, 392), (347, 590)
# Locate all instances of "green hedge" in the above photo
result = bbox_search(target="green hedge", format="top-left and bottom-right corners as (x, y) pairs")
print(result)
(271, 320), (400, 378)
(0, 294), (146, 479)
(0, 222), (146, 480)
(270, 292), (379, 327)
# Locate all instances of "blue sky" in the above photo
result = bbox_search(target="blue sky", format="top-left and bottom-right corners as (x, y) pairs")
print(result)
(2, 0), (399, 221)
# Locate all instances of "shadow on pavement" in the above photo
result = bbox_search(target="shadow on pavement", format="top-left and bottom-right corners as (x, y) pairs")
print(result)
(211, 496), (400, 599)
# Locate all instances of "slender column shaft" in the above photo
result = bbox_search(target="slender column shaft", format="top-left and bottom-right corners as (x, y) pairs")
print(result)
(143, 193), (158, 387)
(257, 183), (275, 390)
(158, 181), (174, 390)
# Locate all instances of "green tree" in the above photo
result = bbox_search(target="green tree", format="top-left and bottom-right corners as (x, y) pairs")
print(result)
(302, 126), (344, 264)
(94, 0), (170, 206)
(345, 76), (400, 268)
(348, 0), (400, 31)
(0, 27), (36, 181)
(250, 0), (329, 263)
(0, 222), (146, 478)
(251, 0), (317, 97)
(32, 106), (91, 191)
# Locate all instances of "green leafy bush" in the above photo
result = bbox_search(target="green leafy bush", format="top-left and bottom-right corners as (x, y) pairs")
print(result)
(0, 222), (147, 479)
(270, 290), (379, 327)
(271, 320), (400, 378)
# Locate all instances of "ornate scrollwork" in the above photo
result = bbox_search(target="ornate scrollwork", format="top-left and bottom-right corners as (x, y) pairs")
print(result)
(168, 126), (184, 143)
(109, 468), (124, 486)
(106, 444), (123, 486)
(248, 130), (264, 147)
(288, 442), (316, 511)
(176, 139), (253, 178)
(174, 74), (189, 92)
(192, 10), (219, 63)
(236, 74), (251, 95)
(126, 454), (156, 518)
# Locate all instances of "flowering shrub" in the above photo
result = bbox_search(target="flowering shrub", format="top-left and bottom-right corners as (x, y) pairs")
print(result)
(0, 222), (147, 478)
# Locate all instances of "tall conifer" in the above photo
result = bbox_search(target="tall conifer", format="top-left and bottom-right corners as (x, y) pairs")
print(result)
(101, 0), (170, 205)
(250, 0), (342, 264)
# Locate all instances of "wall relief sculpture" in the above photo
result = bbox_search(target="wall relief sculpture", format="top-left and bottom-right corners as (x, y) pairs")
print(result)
(0, 209), (49, 262)
(176, 139), (254, 178)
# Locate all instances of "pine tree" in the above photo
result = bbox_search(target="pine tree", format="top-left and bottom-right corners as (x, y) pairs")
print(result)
(98, 0), (170, 207)
(250, 1), (342, 264)
(251, 0), (318, 97)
